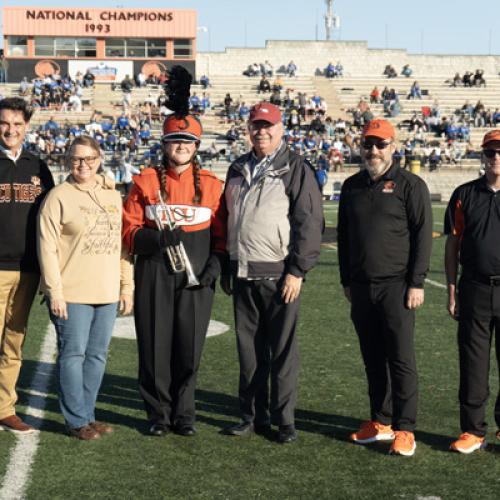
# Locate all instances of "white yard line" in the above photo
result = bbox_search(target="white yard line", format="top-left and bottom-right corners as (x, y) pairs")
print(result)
(0, 314), (230, 500)
(424, 278), (447, 289)
(0, 325), (56, 500)
(112, 316), (229, 339)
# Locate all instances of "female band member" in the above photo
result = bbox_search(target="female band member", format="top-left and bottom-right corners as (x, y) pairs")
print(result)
(122, 67), (226, 437)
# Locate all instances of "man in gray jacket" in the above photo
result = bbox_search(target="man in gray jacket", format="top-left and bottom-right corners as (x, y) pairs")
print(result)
(221, 102), (323, 443)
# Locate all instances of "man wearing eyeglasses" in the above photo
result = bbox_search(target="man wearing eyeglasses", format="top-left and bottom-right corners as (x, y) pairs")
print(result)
(0, 98), (54, 434)
(445, 129), (500, 454)
(221, 102), (323, 443)
(337, 119), (432, 456)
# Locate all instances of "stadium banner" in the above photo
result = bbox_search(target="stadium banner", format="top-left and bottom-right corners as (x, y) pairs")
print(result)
(69, 60), (133, 82)
(3, 7), (196, 38)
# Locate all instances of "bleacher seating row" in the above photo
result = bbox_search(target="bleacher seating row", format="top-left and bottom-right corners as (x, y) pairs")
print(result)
(2, 70), (499, 200)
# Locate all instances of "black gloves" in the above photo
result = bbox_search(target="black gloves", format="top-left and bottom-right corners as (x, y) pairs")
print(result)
(159, 227), (182, 249)
(133, 227), (182, 255)
(198, 253), (222, 287)
(220, 274), (233, 296)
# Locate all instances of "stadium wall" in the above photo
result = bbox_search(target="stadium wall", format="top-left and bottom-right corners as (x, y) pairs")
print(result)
(196, 40), (500, 77)
(327, 170), (479, 202)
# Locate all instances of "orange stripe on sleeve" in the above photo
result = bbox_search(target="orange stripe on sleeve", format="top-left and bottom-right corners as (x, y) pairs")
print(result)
(452, 199), (465, 237)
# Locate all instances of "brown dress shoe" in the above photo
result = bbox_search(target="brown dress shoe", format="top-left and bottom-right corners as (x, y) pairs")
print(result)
(68, 425), (101, 440)
(89, 421), (113, 435)
(0, 415), (36, 434)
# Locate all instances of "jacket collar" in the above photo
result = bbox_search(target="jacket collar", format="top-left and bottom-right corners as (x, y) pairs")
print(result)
(0, 144), (26, 163)
(363, 162), (398, 185)
(67, 173), (114, 191)
(233, 141), (290, 175)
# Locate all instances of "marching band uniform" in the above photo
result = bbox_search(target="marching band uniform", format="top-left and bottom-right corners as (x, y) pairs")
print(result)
(122, 82), (226, 435)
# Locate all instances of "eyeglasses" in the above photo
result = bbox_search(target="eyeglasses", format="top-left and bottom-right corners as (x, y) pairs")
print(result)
(362, 139), (392, 150)
(69, 156), (99, 166)
(483, 149), (500, 159)
(249, 121), (276, 130)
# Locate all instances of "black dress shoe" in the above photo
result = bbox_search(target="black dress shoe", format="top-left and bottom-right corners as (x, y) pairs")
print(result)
(254, 423), (272, 435)
(174, 424), (196, 437)
(278, 425), (297, 443)
(149, 423), (169, 437)
(223, 421), (254, 436)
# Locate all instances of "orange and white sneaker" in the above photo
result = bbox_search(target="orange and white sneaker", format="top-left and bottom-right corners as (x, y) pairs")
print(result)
(389, 431), (416, 456)
(351, 420), (395, 444)
(450, 433), (486, 454)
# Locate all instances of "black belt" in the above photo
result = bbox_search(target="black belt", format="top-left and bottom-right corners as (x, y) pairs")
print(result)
(463, 273), (500, 286)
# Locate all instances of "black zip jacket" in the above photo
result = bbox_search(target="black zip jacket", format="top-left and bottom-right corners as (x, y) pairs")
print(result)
(337, 164), (432, 287)
(0, 149), (54, 272)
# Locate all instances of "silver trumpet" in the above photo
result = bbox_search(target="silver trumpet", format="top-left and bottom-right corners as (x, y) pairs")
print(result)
(153, 190), (200, 288)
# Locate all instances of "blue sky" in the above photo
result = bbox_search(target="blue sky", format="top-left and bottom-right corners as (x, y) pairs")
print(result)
(2, 0), (499, 55)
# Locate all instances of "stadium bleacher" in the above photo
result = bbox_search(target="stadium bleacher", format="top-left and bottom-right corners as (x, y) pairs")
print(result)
(1, 53), (499, 202)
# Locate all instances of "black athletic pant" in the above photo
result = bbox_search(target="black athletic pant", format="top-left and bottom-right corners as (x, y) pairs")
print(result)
(134, 256), (214, 427)
(457, 277), (500, 437)
(233, 277), (300, 427)
(350, 280), (417, 431)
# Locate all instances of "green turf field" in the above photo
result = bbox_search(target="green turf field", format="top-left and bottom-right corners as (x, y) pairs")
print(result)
(1, 204), (499, 499)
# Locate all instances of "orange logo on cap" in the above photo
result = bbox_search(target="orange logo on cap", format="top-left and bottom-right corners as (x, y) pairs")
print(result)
(178, 118), (190, 130)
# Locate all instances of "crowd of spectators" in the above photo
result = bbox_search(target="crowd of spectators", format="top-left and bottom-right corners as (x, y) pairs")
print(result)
(16, 74), (87, 112)
(19, 109), (163, 181)
(455, 100), (500, 127)
(447, 69), (486, 87)
(383, 64), (413, 78)
(324, 62), (344, 78)
(3, 61), (497, 184)
(243, 61), (298, 78)
(218, 88), (328, 127)
(341, 89), (497, 171)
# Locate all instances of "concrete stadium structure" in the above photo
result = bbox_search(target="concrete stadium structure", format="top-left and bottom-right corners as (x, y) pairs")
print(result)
(196, 40), (500, 78)
(1, 38), (498, 201)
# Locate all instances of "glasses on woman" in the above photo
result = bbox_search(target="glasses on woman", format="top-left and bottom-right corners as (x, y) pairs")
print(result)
(69, 156), (99, 166)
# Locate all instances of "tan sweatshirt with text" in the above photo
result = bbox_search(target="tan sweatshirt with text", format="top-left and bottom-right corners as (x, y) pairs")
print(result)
(37, 174), (133, 303)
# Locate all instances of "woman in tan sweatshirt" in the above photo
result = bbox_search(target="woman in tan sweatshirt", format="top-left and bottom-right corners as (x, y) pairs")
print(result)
(38, 135), (133, 440)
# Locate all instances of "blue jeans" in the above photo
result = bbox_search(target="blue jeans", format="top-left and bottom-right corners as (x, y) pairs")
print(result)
(49, 302), (117, 429)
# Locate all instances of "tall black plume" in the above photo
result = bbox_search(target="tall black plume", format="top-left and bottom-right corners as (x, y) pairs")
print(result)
(165, 65), (192, 118)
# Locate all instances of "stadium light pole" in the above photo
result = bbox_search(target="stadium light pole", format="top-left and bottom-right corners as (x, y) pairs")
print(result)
(325, 0), (333, 40)
(324, 0), (340, 41)
(315, 9), (319, 41)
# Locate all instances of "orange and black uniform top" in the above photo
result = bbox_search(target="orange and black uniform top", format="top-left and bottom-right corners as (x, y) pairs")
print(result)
(445, 176), (500, 277)
(122, 166), (226, 276)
